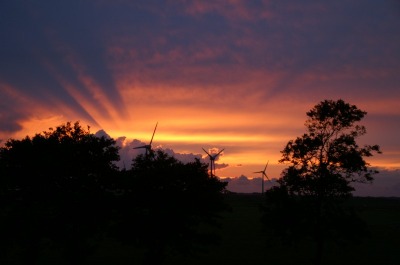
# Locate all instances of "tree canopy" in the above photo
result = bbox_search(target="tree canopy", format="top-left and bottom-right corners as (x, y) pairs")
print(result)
(0, 121), (121, 264)
(262, 99), (381, 265)
(0, 122), (228, 265)
(112, 150), (228, 264)
(280, 99), (381, 192)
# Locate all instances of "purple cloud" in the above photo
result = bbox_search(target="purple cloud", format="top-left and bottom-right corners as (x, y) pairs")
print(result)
(224, 175), (278, 193)
(352, 169), (400, 197)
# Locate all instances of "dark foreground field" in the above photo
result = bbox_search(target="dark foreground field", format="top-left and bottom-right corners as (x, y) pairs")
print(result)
(16, 194), (400, 265)
(82, 194), (400, 265)
(159, 194), (400, 265)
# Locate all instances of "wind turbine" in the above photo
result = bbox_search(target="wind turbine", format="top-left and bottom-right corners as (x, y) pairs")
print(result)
(133, 122), (158, 156)
(254, 160), (269, 194)
(202, 148), (224, 177)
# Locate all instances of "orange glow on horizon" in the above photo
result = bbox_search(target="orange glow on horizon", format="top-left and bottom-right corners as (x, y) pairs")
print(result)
(1, 34), (397, 179)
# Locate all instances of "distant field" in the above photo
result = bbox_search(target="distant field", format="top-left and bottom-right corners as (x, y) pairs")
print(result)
(15, 194), (400, 265)
(161, 194), (400, 265)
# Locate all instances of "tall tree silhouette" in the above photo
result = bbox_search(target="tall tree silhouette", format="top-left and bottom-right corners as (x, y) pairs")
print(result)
(262, 100), (381, 265)
(0, 121), (120, 264)
(111, 150), (228, 265)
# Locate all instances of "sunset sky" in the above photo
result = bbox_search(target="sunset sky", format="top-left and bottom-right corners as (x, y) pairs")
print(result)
(1, 1), (399, 194)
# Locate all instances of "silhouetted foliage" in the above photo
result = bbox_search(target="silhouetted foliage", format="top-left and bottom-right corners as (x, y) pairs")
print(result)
(111, 150), (228, 265)
(262, 100), (381, 265)
(0, 121), (229, 264)
(0, 121), (120, 264)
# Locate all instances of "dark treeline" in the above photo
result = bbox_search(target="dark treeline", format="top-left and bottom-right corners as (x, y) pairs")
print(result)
(0, 122), (227, 265)
(0, 100), (383, 265)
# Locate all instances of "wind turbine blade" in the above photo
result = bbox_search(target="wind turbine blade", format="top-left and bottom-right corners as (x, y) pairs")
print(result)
(216, 148), (224, 156)
(264, 160), (269, 172)
(202, 147), (211, 156)
(263, 173), (270, 181)
(133, 145), (147, 149)
(149, 122), (158, 145)
(212, 148), (224, 159)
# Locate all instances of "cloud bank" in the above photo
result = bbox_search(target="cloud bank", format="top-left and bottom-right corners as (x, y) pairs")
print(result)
(224, 169), (400, 197)
(224, 175), (278, 193)
(352, 169), (400, 197)
(95, 130), (229, 172)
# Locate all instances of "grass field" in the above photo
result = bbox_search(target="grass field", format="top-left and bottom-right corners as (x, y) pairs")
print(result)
(13, 194), (400, 265)
(161, 194), (400, 265)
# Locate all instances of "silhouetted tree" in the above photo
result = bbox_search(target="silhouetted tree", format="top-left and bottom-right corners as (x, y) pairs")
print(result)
(262, 100), (381, 265)
(0, 121), (120, 264)
(111, 150), (228, 265)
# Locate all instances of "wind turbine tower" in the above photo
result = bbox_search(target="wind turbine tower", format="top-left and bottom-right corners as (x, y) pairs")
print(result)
(202, 148), (224, 177)
(254, 161), (269, 194)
